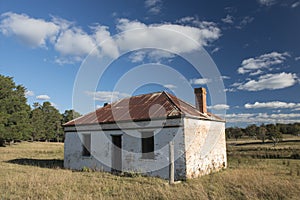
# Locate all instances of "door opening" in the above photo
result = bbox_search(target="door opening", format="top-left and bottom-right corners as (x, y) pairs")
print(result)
(111, 135), (122, 173)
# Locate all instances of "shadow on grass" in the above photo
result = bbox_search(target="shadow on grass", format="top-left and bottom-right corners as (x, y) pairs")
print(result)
(7, 158), (63, 169)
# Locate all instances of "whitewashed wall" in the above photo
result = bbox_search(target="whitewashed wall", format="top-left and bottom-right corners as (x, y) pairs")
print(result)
(184, 118), (227, 178)
(64, 117), (227, 180)
(64, 118), (186, 180)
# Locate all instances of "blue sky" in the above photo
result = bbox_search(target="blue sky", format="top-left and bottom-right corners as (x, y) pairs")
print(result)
(0, 0), (300, 127)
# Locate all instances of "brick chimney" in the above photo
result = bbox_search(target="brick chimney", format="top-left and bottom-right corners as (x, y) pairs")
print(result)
(194, 87), (207, 113)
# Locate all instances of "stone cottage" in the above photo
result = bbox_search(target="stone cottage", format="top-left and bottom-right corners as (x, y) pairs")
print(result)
(63, 87), (226, 180)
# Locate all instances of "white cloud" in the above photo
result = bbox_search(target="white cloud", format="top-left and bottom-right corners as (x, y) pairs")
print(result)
(189, 78), (211, 85)
(54, 28), (96, 56)
(147, 50), (175, 62)
(85, 91), (130, 102)
(0, 13), (221, 65)
(237, 52), (290, 74)
(25, 90), (34, 97)
(116, 18), (221, 54)
(211, 47), (220, 54)
(249, 69), (263, 76)
(144, 0), (163, 14)
(116, 18), (147, 31)
(258, 0), (277, 6)
(221, 75), (230, 80)
(269, 113), (300, 119)
(51, 16), (74, 31)
(176, 17), (195, 24)
(129, 51), (146, 63)
(177, 17), (220, 32)
(226, 112), (300, 124)
(50, 101), (58, 108)
(224, 88), (236, 92)
(226, 113), (256, 123)
(295, 56), (300, 61)
(221, 15), (234, 24)
(208, 104), (230, 110)
(163, 84), (177, 89)
(54, 56), (82, 65)
(245, 101), (300, 109)
(36, 94), (50, 100)
(291, 1), (300, 8)
(128, 50), (175, 63)
(236, 72), (298, 91)
(0, 12), (59, 47)
(258, 0), (299, 8)
(241, 16), (254, 25)
(236, 16), (254, 29)
(144, 0), (161, 7)
(55, 24), (118, 59)
(224, 6), (236, 13)
(0, 12), (117, 61)
(235, 16), (254, 29)
(92, 25), (119, 58)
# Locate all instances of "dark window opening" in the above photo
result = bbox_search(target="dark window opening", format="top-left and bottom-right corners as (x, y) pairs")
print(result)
(82, 134), (91, 157)
(141, 132), (154, 159)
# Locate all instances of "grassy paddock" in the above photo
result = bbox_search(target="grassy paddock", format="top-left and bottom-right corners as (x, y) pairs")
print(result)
(0, 141), (300, 199)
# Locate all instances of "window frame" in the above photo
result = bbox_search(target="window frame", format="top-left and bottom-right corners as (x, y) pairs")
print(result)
(82, 133), (91, 157)
(141, 131), (155, 159)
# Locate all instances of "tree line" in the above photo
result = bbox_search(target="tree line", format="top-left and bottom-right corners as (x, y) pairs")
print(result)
(226, 123), (300, 146)
(0, 75), (80, 146)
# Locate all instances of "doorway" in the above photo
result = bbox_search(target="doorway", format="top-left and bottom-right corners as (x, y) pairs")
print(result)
(111, 135), (122, 173)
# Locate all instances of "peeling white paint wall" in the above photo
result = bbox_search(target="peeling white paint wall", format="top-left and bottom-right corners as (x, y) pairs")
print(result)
(184, 118), (227, 178)
(64, 117), (226, 180)
(64, 118), (186, 180)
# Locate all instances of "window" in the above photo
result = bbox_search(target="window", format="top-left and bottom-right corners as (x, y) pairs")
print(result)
(141, 131), (154, 159)
(82, 134), (91, 157)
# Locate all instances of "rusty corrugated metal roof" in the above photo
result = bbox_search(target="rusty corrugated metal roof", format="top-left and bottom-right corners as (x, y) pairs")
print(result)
(64, 91), (224, 126)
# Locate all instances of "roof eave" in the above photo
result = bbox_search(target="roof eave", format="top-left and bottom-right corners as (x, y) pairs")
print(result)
(63, 115), (185, 127)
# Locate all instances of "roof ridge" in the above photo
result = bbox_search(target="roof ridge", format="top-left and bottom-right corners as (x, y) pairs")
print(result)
(94, 91), (163, 110)
(163, 92), (210, 118)
(162, 91), (183, 114)
(63, 90), (224, 126)
(176, 96), (199, 111)
(164, 91), (195, 109)
(133, 91), (164, 97)
(114, 91), (163, 102)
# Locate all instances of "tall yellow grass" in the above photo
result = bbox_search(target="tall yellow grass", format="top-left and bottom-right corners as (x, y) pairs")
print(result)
(0, 141), (299, 199)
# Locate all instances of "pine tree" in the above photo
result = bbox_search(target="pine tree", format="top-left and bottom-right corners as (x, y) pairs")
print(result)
(0, 75), (31, 145)
(30, 103), (45, 141)
(62, 109), (81, 124)
(41, 102), (62, 142)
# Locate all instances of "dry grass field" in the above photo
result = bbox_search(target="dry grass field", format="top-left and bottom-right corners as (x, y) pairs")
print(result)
(0, 139), (300, 200)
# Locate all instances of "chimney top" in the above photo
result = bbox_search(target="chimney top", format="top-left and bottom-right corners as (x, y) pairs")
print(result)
(194, 87), (206, 94)
(194, 87), (207, 113)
